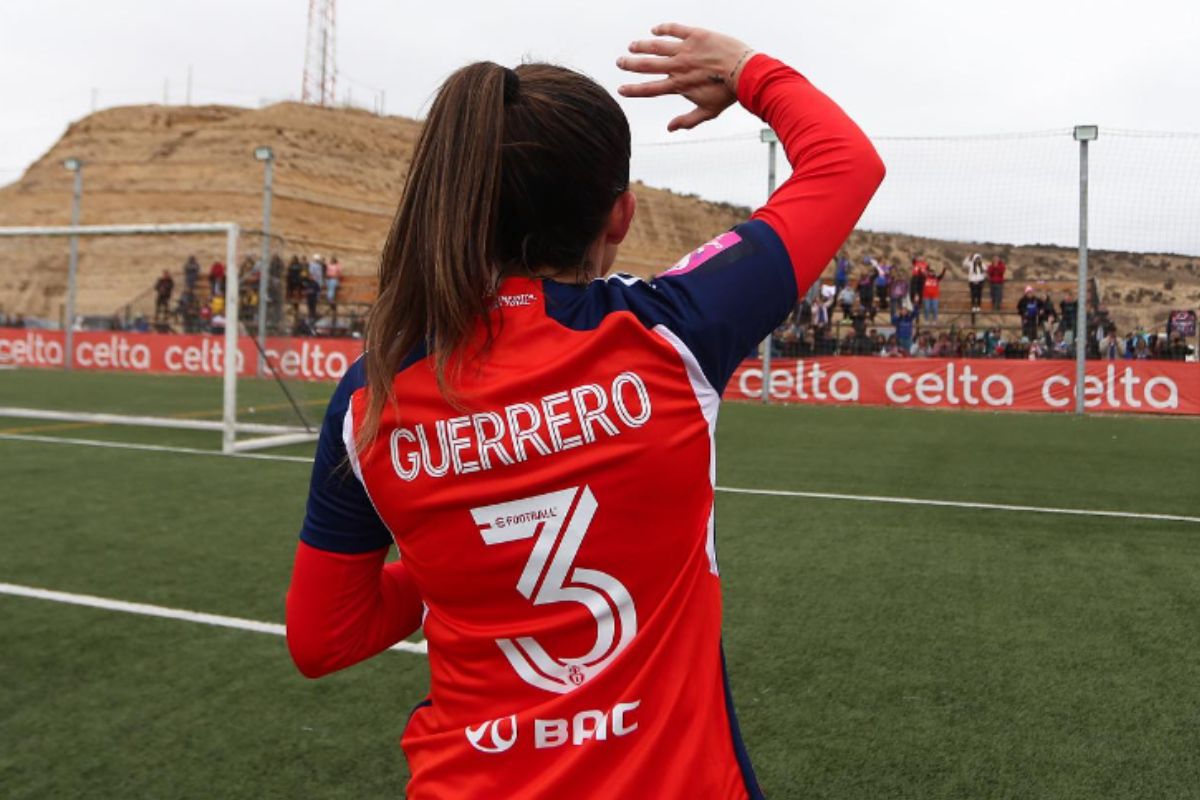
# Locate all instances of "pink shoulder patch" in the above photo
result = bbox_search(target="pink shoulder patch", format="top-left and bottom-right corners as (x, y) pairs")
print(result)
(661, 231), (743, 276)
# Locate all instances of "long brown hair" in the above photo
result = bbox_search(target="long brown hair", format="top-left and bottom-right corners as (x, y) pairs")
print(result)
(357, 61), (630, 451)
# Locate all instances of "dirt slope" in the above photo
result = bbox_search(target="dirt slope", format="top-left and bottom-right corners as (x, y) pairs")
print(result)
(0, 102), (741, 320)
(0, 102), (1194, 331)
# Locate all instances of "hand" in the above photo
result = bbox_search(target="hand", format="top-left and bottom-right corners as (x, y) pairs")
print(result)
(617, 23), (755, 132)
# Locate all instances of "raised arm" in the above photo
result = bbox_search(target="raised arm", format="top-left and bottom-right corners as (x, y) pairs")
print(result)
(742, 56), (884, 294)
(619, 24), (885, 299)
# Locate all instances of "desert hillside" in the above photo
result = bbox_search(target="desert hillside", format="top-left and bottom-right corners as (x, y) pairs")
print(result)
(0, 102), (1195, 332)
(0, 102), (742, 320)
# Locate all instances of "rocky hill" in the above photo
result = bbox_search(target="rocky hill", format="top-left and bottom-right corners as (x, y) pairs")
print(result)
(0, 102), (1195, 332)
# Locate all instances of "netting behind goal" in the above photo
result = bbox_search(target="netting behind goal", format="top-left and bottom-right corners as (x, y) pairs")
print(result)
(630, 126), (1200, 340)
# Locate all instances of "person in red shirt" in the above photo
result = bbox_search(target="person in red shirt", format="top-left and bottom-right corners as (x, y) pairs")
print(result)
(987, 257), (1007, 310)
(208, 260), (226, 297)
(921, 264), (948, 322)
(286, 23), (884, 799)
(910, 255), (928, 308)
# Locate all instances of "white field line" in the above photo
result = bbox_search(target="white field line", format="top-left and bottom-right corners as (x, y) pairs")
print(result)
(1, 431), (1198, 525)
(0, 582), (428, 656)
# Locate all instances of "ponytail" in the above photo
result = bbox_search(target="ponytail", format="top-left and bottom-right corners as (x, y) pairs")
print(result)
(358, 62), (508, 451)
(356, 60), (631, 454)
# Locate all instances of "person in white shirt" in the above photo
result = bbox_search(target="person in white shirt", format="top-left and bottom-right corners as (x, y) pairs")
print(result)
(965, 253), (986, 312)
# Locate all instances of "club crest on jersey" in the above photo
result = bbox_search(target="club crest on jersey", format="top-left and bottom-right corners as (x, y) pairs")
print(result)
(662, 230), (742, 276)
(466, 715), (517, 754)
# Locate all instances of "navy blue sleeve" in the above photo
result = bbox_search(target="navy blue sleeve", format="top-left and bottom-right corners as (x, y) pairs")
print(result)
(544, 220), (796, 394)
(298, 357), (394, 554)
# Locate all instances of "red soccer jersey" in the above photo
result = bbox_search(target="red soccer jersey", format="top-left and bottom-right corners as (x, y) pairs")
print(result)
(287, 54), (884, 799)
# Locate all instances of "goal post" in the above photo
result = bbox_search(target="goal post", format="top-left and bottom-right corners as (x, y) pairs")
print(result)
(0, 221), (317, 454)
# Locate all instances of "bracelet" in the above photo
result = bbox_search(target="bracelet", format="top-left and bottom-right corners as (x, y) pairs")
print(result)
(728, 49), (755, 86)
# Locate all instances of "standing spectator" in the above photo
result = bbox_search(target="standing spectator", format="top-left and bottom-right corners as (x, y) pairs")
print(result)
(811, 298), (833, 354)
(910, 256), (928, 308)
(873, 259), (891, 311)
(834, 253), (850, 294)
(856, 270), (875, 316)
(302, 274), (321, 321)
(1059, 290), (1078, 337)
(894, 304), (917, 354)
(183, 255), (200, 292)
(176, 289), (199, 332)
(154, 270), (174, 320)
(286, 255), (304, 302)
(209, 260), (226, 296)
(837, 283), (856, 318)
(965, 253), (986, 312)
(921, 265), (948, 322)
(987, 256), (1006, 310)
(889, 269), (909, 323)
(1039, 291), (1058, 333)
(308, 253), (325, 291)
(325, 255), (343, 305)
(819, 281), (836, 311)
(850, 303), (869, 339)
(1016, 286), (1042, 340)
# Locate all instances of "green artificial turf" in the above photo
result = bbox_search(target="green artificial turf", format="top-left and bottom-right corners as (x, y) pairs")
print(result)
(1, 368), (1198, 798)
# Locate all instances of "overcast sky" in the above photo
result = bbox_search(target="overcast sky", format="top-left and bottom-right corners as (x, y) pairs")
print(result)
(3, 0), (1199, 252)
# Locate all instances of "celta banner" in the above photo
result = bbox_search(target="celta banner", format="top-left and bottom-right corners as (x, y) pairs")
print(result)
(0, 329), (363, 381)
(727, 357), (1199, 415)
(3, 331), (1196, 415)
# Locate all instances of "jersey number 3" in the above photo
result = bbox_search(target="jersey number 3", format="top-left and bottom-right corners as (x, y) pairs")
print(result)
(471, 486), (637, 694)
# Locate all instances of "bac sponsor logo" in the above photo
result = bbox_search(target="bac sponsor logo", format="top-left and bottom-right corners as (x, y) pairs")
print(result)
(466, 715), (517, 754)
(466, 701), (640, 754)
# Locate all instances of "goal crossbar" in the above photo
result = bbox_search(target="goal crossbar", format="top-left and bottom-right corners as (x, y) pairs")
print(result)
(0, 221), (314, 454)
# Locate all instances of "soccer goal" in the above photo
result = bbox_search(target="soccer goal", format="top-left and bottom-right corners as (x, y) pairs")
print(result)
(0, 222), (319, 454)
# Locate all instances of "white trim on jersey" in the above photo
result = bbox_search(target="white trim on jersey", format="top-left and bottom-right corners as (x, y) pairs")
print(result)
(651, 324), (721, 576)
(342, 401), (404, 550)
(342, 403), (366, 485)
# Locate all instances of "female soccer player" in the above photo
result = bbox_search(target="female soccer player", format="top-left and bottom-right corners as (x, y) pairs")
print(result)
(287, 23), (884, 798)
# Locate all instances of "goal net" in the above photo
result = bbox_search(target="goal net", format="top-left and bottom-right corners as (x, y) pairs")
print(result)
(0, 222), (336, 454)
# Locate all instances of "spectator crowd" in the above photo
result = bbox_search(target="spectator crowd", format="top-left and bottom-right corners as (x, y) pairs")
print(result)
(151, 252), (352, 336)
(768, 252), (1194, 361)
(1, 249), (1193, 362)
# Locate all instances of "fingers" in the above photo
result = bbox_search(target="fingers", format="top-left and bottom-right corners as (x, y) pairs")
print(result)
(617, 78), (676, 99)
(616, 55), (673, 75)
(667, 106), (718, 133)
(651, 22), (696, 39)
(628, 38), (681, 57)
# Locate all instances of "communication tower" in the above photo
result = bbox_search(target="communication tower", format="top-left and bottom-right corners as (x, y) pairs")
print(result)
(302, 0), (337, 105)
